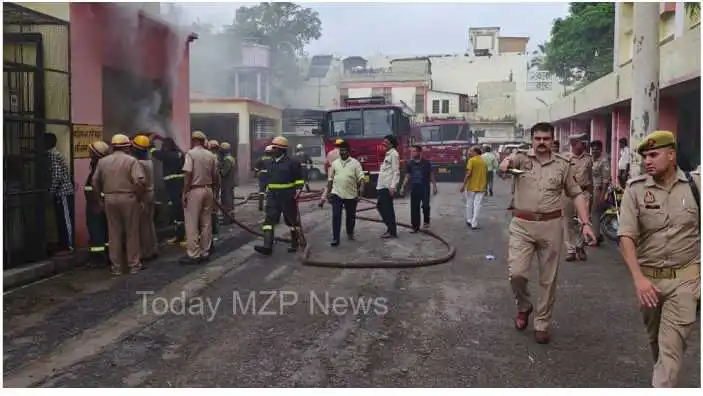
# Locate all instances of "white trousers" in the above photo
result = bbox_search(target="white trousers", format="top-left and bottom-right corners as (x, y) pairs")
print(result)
(464, 191), (484, 227)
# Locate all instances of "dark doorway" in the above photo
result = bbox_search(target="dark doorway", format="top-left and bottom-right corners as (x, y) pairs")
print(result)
(676, 88), (701, 172)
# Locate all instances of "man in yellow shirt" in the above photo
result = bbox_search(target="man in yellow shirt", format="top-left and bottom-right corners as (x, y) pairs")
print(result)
(324, 139), (365, 246)
(460, 145), (488, 229)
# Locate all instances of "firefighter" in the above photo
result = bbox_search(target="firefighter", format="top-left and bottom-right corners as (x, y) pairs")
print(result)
(150, 137), (186, 247)
(294, 143), (313, 192)
(254, 136), (305, 256)
(132, 134), (158, 260)
(254, 145), (274, 211)
(92, 134), (146, 275)
(208, 139), (221, 238)
(219, 141), (237, 224)
(84, 140), (111, 267)
(179, 131), (218, 264)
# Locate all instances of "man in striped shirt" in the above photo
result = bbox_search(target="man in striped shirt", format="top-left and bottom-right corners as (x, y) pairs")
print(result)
(46, 133), (75, 254)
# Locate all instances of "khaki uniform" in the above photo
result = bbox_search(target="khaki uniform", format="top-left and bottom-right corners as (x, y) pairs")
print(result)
(219, 154), (236, 218)
(591, 155), (611, 239)
(562, 151), (593, 255)
(183, 146), (218, 259)
(507, 149), (583, 332)
(138, 159), (158, 259)
(618, 168), (701, 388)
(92, 151), (146, 273)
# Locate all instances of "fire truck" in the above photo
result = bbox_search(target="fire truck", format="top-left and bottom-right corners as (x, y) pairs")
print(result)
(312, 96), (417, 198)
(413, 117), (473, 181)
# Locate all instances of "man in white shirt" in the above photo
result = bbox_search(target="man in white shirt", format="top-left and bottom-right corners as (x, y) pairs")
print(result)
(376, 134), (400, 238)
(618, 137), (630, 187)
(324, 139), (365, 246)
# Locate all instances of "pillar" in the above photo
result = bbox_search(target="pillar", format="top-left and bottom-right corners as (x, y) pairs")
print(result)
(612, 106), (631, 183)
(237, 110), (251, 184)
(234, 72), (240, 98)
(629, 2), (660, 178)
(658, 96), (678, 134)
(590, 115), (608, 144)
(256, 72), (262, 101)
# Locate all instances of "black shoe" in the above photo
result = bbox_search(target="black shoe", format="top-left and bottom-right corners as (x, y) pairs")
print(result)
(288, 230), (299, 253)
(255, 230), (274, 256)
(330, 240), (340, 247)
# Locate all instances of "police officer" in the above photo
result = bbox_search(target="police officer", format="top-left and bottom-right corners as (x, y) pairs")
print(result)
(150, 137), (186, 247)
(84, 140), (111, 267)
(254, 136), (305, 256)
(294, 143), (313, 192)
(590, 139), (611, 245)
(499, 122), (596, 344)
(254, 145), (274, 211)
(618, 130), (700, 388)
(179, 131), (218, 264)
(208, 139), (221, 238)
(219, 141), (237, 224)
(132, 134), (158, 261)
(563, 133), (593, 261)
(92, 134), (147, 275)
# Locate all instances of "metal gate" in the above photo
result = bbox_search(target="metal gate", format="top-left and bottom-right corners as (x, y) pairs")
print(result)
(3, 4), (72, 268)
(249, 116), (276, 169)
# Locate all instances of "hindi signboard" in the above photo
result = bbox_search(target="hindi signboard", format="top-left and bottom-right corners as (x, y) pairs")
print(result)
(73, 124), (103, 159)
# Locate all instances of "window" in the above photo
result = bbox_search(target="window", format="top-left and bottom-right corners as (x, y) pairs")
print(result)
(382, 87), (392, 103)
(419, 123), (470, 142)
(328, 109), (395, 139)
(459, 96), (470, 112)
(363, 108), (394, 137)
(441, 100), (450, 114)
(371, 87), (383, 97)
(432, 100), (440, 114)
(330, 110), (363, 138)
(415, 87), (425, 113)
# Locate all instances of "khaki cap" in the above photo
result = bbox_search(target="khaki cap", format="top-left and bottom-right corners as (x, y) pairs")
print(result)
(637, 130), (676, 154)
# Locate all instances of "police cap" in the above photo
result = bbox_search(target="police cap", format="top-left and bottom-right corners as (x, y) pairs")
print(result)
(192, 130), (207, 141)
(568, 133), (589, 142)
(637, 130), (676, 154)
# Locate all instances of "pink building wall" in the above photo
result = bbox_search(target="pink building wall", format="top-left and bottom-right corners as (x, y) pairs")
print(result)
(70, 3), (191, 247)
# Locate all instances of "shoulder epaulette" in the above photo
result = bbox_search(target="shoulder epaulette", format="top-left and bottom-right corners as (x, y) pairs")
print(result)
(626, 175), (647, 186)
(553, 153), (571, 162)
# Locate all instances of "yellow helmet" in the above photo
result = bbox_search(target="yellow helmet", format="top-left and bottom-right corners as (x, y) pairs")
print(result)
(111, 134), (131, 147)
(335, 138), (345, 145)
(208, 140), (219, 149)
(220, 142), (231, 151)
(88, 140), (110, 157)
(271, 136), (288, 149)
(132, 134), (150, 150)
(264, 145), (274, 153)
(192, 130), (207, 141)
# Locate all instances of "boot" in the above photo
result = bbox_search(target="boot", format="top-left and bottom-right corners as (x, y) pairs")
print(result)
(254, 230), (274, 255)
(288, 229), (299, 253)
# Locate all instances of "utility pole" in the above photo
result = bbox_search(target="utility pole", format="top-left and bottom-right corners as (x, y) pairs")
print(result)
(629, 2), (660, 178)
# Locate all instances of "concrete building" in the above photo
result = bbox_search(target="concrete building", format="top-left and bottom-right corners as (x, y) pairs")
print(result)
(533, 2), (701, 178)
(3, 2), (193, 267)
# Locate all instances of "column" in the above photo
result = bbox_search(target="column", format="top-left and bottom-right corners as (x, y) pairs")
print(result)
(674, 2), (686, 38)
(629, 2), (660, 177)
(237, 110), (251, 184)
(234, 72), (240, 98)
(256, 72), (262, 101)
(612, 107), (631, 183)
(613, 2), (621, 70)
(590, 115), (607, 144)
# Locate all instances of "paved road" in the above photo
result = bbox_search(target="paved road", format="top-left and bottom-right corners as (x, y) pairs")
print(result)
(3, 179), (700, 387)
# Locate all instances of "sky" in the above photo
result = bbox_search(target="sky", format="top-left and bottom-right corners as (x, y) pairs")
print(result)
(179, 2), (570, 56)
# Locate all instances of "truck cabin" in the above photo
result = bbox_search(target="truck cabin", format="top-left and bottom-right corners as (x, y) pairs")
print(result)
(417, 118), (472, 144)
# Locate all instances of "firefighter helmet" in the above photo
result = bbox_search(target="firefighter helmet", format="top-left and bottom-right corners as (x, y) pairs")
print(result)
(132, 134), (150, 150)
(271, 136), (288, 149)
(220, 142), (231, 151)
(296, 143), (303, 150)
(335, 139), (345, 145)
(111, 134), (131, 148)
(192, 130), (207, 141)
(264, 145), (274, 153)
(89, 141), (110, 158)
(208, 140), (219, 149)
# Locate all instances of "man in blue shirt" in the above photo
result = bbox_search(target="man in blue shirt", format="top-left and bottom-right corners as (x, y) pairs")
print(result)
(401, 145), (438, 232)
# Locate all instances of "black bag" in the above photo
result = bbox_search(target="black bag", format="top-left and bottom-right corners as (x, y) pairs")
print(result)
(685, 172), (700, 221)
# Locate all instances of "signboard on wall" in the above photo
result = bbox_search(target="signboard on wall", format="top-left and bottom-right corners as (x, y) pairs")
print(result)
(73, 124), (104, 159)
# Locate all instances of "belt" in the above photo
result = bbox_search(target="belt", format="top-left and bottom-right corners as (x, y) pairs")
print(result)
(512, 210), (562, 221)
(641, 263), (700, 280)
(164, 174), (184, 180)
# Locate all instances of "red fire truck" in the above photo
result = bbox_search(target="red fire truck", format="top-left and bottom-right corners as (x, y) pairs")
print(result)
(313, 96), (417, 197)
(413, 117), (473, 181)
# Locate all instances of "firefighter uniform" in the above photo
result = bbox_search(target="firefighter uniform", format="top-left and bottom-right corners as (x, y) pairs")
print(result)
(254, 136), (305, 256)
(84, 140), (111, 267)
(180, 131), (218, 263)
(208, 139), (221, 237)
(133, 135), (158, 260)
(254, 145), (274, 211)
(219, 141), (236, 223)
(92, 134), (147, 275)
(150, 138), (186, 246)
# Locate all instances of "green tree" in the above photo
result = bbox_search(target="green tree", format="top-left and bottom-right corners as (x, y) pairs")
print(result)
(228, 2), (322, 99)
(541, 2), (615, 85)
(685, 2), (700, 19)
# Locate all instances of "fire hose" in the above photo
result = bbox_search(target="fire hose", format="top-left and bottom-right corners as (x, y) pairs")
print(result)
(154, 135), (455, 269)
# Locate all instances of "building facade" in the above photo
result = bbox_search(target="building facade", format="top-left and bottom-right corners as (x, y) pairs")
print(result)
(533, 2), (700, 179)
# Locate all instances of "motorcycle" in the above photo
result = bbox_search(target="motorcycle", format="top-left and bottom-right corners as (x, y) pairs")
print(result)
(600, 184), (624, 242)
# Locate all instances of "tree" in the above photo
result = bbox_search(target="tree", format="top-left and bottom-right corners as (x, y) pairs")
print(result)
(541, 2), (615, 85)
(228, 2), (322, 101)
(685, 2), (700, 19)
